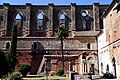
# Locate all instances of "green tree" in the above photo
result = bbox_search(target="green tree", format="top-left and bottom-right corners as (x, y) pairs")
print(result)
(0, 49), (8, 78)
(6, 24), (18, 72)
(55, 68), (64, 76)
(18, 64), (31, 77)
(6, 72), (22, 80)
(56, 24), (68, 74)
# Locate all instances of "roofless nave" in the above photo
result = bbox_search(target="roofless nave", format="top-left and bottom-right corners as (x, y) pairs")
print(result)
(0, 3), (108, 75)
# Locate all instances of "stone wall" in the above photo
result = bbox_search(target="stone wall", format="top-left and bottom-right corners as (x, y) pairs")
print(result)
(0, 3), (108, 36)
(0, 3), (108, 74)
(0, 37), (97, 50)
(98, 0), (120, 78)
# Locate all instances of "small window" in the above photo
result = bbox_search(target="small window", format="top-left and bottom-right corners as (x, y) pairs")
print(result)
(59, 13), (66, 28)
(81, 10), (88, 17)
(60, 14), (65, 20)
(82, 12), (87, 17)
(87, 43), (91, 49)
(4, 42), (10, 49)
(101, 62), (103, 73)
(37, 13), (43, 20)
(106, 64), (109, 72)
(16, 14), (22, 20)
(32, 42), (37, 49)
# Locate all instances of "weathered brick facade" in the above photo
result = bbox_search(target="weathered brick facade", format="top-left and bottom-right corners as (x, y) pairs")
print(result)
(0, 3), (108, 75)
(98, 0), (120, 78)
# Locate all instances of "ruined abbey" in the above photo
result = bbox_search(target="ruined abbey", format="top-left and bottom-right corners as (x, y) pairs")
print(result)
(0, 3), (108, 75)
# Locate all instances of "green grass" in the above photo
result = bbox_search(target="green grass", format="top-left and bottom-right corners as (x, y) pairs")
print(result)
(22, 76), (69, 80)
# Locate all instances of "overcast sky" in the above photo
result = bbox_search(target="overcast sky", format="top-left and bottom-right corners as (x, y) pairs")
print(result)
(0, 0), (112, 5)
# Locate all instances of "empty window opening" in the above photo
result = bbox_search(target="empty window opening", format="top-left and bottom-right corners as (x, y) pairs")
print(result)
(16, 14), (22, 20)
(60, 14), (65, 20)
(59, 13), (66, 29)
(106, 64), (109, 72)
(87, 43), (91, 49)
(82, 12), (87, 17)
(81, 10), (88, 17)
(4, 42), (10, 49)
(37, 13), (43, 20)
(37, 13), (44, 31)
(15, 13), (23, 36)
(32, 42), (37, 49)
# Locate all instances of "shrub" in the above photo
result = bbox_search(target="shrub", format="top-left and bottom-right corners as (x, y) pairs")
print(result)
(55, 68), (64, 76)
(18, 64), (31, 77)
(0, 49), (9, 78)
(7, 72), (22, 80)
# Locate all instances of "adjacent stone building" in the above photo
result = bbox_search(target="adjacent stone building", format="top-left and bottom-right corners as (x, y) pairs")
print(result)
(98, 0), (120, 78)
(0, 3), (108, 75)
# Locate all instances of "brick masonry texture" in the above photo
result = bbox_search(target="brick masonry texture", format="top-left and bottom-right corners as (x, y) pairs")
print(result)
(0, 3), (108, 74)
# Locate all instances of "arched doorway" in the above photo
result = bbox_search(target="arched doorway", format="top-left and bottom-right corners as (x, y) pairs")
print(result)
(101, 62), (103, 75)
(82, 53), (88, 74)
(112, 57), (116, 77)
(64, 59), (69, 74)
(87, 57), (95, 75)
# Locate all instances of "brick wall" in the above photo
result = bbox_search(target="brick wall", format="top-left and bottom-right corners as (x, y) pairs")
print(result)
(0, 3), (108, 74)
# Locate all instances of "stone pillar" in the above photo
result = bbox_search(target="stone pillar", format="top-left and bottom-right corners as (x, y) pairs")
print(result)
(87, 64), (90, 73)
(23, 3), (32, 36)
(93, 3), (100, 31)
(47, 3), (54, 37)
(82, 63), (84, 74)
(73, 64), (75, 71)
(71, 3), (76, 31)
(79, 55), (82, 74)
(51, 60), (57, 71)
(75, 60), (78, 72)
(69, 62), (71, 72)
(71, 3), (76, 37)
(2, 3), (9, 36)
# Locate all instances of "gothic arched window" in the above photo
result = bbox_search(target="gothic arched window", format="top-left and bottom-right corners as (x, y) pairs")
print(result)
(59, 13), (65, 25)
(37, 13), (44, 31)
(16, 14), (22, 20)
(37, 13), (43, 20)
(60, 14), (65, 20)
(81, 10), (88, 30)
(15, 13), (23, 36)
(59, 13), (68, 31)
